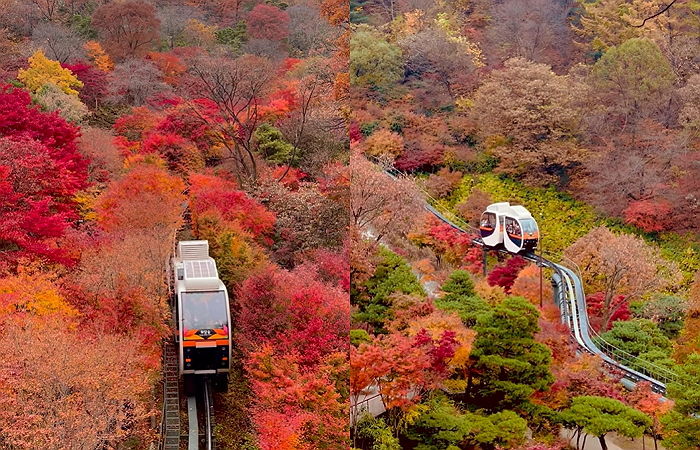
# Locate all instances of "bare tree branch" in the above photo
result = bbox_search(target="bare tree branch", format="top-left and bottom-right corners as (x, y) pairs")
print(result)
(186, 55), (274, 184)
(632, 0), (679, 27)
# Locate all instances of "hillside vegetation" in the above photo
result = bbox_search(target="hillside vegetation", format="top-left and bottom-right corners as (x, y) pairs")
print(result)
(350, 1), (700, 449)
(0, 0), (349, 448)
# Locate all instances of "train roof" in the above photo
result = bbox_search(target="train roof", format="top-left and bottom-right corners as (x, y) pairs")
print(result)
(510, 205), (534, 220)
(485, 202), (512, 214)
(174, 241), (224, 292)
(484, 202), (535, 220)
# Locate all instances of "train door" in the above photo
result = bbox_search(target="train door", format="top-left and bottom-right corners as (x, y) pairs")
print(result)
(504, 216), (523, 253)
(480, 211), (501, 246)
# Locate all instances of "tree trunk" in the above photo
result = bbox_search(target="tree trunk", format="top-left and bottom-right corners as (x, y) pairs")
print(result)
(576, 429), (581, 449)
(599, 435), (608, 450)
(603, 290), (614, 330)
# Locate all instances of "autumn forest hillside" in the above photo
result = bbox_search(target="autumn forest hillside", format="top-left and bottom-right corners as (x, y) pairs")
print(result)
(2, 0), (700, 449)
(350, 1), (700, 449)
(0, 0), (349, 448)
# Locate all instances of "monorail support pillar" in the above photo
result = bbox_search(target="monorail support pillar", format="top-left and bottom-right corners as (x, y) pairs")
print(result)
(482, 248), (488, 276)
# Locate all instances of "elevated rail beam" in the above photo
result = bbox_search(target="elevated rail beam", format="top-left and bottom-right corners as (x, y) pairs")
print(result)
(374, 158), (676, 394)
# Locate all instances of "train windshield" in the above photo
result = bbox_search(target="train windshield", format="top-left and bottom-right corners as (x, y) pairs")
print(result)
(520, 219), (537, 233)
(182, 291), (229, 331)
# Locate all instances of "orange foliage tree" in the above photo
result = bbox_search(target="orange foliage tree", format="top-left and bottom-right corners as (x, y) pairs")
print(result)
(0, 317), (154, 449)
(627, 381), (672, 449)
(146, 52), (186, 86)
(71, 236), (172, 345)
(84, 41), (114, 71)
(94, 165), (185, 232)
(247, 347), (347, 449)
(350, 332), (435, 424)
(0, 270), (77, 317)
(511, 264), (553, 306)
(564, 226), (671, 330)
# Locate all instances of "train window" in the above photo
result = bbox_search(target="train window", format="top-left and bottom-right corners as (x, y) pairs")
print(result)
(505, 217), (521, 235)
(182, 291), (229, 331)
(480, 213), (496, 228)
(521, 219), (537, 233)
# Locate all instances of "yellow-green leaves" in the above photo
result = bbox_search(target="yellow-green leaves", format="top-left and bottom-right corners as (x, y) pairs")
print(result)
(18, 50), (83, 96)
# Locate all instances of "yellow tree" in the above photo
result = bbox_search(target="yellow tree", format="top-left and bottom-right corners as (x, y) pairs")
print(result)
(573, 0), (644, 52)
(0, 270), (77, 317)
(182, 19), (217, 47)
(17, 50), (83, 95)
(362, 128), (404, 159)
(84, 41), (114, 72)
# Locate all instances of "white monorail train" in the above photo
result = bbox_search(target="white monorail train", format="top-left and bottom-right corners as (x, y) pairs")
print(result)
(173, 240), (231, 389)
(479, 202), (539, 253)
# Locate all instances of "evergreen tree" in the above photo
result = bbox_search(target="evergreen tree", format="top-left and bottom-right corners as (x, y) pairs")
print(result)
(436, 270), (488, 328)
(561, 396), (650, 450)
(352, 248), (424, 332)
(469, 296), (553, 410)
(442, 270), (475, 297)
(254, 123), (296, 165)
(662, 354), (700, 449)
(407, 395), (527, 449)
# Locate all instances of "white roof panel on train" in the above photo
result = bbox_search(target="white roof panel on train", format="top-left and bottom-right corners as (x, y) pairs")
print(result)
(485, 202), (535, 220)
(184, 259), (218, 279)
(174, 241), (223, 291)
(509, 205), (534, 220)
(485, 202), (511, 213)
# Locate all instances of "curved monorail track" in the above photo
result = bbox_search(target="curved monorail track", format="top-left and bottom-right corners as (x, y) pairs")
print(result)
(381, 161), (677, 394)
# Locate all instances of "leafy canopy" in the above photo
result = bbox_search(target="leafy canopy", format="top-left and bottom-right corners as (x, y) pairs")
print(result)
(590, 38), (675, 121)
(350, 25), (404, 89)
(352, 247), (424, 332)
(597, 319), (674, 373)
(18, 50), (83, 95)
(560, 396), (650, 442)
(407, 395), (527, 449)
(470, 296), (554, 410)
